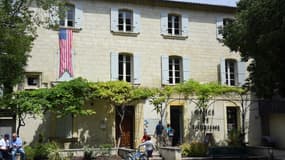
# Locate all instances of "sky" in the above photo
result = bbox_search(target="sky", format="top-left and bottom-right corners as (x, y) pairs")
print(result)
(166, 0), (239, 7)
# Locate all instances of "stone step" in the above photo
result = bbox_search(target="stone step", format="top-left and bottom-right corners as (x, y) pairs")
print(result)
(150, 151), (162, 160)
(149, 157), (163, 160)
(152, 151), (161, 157)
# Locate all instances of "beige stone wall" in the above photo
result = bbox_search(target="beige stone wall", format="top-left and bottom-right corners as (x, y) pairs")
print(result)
(20, 0), (261, 146)
(26, 0), (239, 87)
(75, 101), (115, 146)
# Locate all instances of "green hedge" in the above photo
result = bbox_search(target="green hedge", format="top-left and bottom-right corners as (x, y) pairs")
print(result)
(181, 142), (208, 157)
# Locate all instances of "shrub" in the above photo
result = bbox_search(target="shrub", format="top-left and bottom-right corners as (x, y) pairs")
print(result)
(181, 143), (191, 157)
(24, 146), (35, 160)
(83, 145), (95, 160)
(181, 142), (208, 157)
(227, 129), (242, 147)
(33, 141), (61, 160)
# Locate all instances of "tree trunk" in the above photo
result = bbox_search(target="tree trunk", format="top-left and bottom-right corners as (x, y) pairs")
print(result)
(116, 105), (125, 148)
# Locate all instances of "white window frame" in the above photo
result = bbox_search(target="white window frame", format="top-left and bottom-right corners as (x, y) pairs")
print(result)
(217, 17), (234, 40)
(225, 59), (237, 86)
(118, 9), (133, 32)
(118, 53), (133, 82)
(169, 56), (182, 84)
(60, 4), (75, 28)
(168, 14), (181, 36)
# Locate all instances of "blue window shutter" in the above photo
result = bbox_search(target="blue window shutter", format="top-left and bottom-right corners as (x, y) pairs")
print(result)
(181, 14), (189, 37)
(216, 17), (223, 40)
(160, 12), (168, 35)
(133, 10), (141, 33)
(237, 61), (246, 86)
(183, 57), (190, 82)
(75, 4), (83, 29)
(111, 8), (118, 32)
(220, 58), (226, 85)
(161, 56), (169, 85)
(133, 54), (141, 85)
(110, 52), (119, 81)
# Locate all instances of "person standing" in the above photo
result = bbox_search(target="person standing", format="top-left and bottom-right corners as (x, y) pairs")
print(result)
(154, 120), (164, 147)
(166, 124), (174, 146)
(0, 134), (10, 160)
(11, 133), (25, 160)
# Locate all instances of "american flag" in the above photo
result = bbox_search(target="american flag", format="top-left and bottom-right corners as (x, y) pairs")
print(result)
(59, 29), (73, 77)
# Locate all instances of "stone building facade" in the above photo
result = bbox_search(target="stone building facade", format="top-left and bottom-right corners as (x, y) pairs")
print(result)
(2, 0), (263, 148)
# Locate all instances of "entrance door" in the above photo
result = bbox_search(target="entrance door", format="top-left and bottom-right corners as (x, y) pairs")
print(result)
(170, 106), (183, 146)
(226, 107), (239, 134)
(116, 106), (134, 148)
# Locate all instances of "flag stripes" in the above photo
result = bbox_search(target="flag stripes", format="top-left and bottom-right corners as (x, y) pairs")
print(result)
(59, 29), (73, 77)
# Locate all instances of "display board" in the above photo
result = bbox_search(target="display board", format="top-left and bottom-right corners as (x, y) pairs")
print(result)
(144, 119), (160, 136)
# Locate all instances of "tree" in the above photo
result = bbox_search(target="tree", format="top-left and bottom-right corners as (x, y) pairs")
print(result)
(6, 78), (95, 135)
(0, 0), (62, 96)
(175, 80), (242, 140)
(89, 81), (154, 147)
(149, 80), (242, 142)
(223, 0), (285, 98)
(149, 86), (175, 122)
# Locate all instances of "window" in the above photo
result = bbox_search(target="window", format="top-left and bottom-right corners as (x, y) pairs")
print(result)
(27, 76), (39, 86)
(161, 12), (189, 38)
(216, 17), (234, 40)
(168, 14), (181, 35)
(110, 52), (141, 84)
(56, 4), (83, 29)
(60, 5), (75, 27)
(226, 107), (239, 134)
(24, 73), (41, 89)
(220, 58), (246, 86)
(161, 56), (190, 85)
(119, 54), (133, 82)
(225, 59), (237, 86)
(118, 10), (133, 32)
(111, 8), (140, 34)
(169, 56), (182, 84)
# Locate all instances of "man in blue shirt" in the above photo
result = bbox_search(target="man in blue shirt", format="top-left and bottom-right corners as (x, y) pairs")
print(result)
(154, 120), (165, 147)
(11, 133), (25, 160)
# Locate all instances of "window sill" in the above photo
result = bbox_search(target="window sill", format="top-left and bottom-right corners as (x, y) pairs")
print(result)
(24, 86), (40, 90)
(112, 31), (139, 37)
(162, 34), (188, 40)
(162, 83), (178, 86)
(59, 26), (82, 32)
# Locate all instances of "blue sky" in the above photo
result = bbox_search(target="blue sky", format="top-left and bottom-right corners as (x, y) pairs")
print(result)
(166, 0), (239, 7)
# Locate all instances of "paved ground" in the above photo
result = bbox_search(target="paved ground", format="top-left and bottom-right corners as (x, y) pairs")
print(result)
(272, 149), (285, 160)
